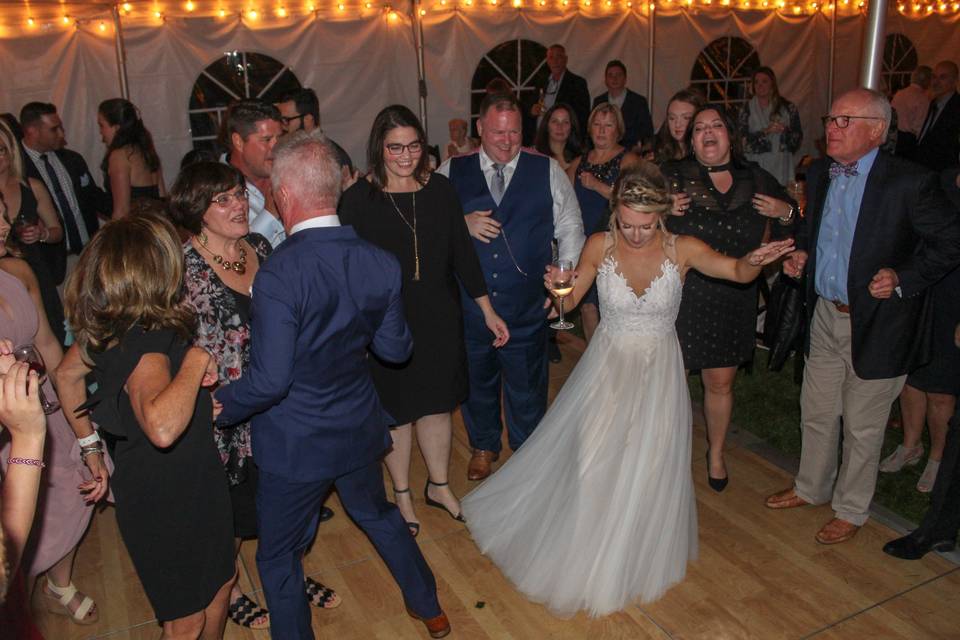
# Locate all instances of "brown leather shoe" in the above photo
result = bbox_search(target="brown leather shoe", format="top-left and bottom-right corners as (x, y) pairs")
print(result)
(765, 487), (811, 510)
(467, 449), (499, 481)
(815, 518), (861, 545)
(408, 609), (451, 638)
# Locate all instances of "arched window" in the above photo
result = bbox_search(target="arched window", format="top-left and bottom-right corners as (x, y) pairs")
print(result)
(881, 33), (918, 97)
(689, 37), (761, 112)
(470, 39), (548, 143)
(188, 51), (301, 151)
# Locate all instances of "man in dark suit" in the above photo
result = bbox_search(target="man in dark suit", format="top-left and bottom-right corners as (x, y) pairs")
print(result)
(592, 60), (654, 151)
(531, 44), (590, 138)
(19, 102), (103, 284)
(912, 60), (960, 172)
(215, 131), (448, 639)
(765, 88), (960, 545)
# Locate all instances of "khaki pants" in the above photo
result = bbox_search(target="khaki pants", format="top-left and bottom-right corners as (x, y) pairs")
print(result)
(794, 298), (905, 526)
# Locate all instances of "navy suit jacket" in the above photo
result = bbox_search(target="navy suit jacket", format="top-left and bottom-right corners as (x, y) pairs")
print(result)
(912, 92), (960, 173)
(592, 89), (654, 150)
(797, 153), (960, 379)
(216, 224), (412, 482)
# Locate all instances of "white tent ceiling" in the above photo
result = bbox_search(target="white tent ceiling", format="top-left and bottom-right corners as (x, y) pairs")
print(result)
(1, 1), (957, 182)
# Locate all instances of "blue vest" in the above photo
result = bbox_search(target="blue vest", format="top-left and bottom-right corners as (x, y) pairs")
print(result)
(449, 152), (554, 329)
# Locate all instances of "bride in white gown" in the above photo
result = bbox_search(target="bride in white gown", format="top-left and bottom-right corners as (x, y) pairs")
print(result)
(461, 163), (794, 618)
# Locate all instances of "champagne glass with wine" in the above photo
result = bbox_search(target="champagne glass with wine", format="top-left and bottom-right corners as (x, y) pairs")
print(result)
(549, 259), (575, 331)
(13, 344), (60, 414)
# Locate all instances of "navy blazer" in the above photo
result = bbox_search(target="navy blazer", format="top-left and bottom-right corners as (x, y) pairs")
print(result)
(216, 224), (412, 482)
(913, 92), (960, 173)
(797, 153), (960, 379)
(592, 89), (654, 150)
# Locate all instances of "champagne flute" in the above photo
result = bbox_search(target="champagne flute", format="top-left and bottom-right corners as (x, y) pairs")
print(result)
(13, 344), (60, 414)
(549, 259), (575, 331)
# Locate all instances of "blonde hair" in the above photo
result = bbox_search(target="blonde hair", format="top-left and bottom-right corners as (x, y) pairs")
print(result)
(0, 120), (26, 183)
(588, 102), (626, 143)
(606, 162), (672, 256)
(64, 213), (194, 363)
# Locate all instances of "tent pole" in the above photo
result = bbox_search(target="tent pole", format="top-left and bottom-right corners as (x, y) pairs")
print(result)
(859, 0), (887, 89)
(647, 4), (655, 108)
(112, 5), (131, 100)
(411, 0), (429, 138)
(827, 2), (837, 105)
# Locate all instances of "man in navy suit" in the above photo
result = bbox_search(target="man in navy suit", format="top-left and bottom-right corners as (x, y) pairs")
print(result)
(215, 131), (448, 639)
(911, 60), (960, 172)
(592, 60), (654, 151)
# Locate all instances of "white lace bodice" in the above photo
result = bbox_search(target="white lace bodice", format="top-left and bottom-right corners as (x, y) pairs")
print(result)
(596, 256), (682, 336)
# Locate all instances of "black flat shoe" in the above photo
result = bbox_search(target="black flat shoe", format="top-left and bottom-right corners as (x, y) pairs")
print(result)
(883, 532), (955, 560)
(393, 487), (420, 537)
(706, 450), (728, 493)
(424, 480), (466, 522)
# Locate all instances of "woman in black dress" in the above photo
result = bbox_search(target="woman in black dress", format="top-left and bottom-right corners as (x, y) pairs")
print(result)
(97, 98), (165, 218)
(663, 105), (795, 492)
(339, 105), (509, 535)
(56, 213), (235, 637)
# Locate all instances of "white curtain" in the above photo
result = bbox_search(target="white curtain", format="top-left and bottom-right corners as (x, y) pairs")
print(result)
(1, 7), (958, 185)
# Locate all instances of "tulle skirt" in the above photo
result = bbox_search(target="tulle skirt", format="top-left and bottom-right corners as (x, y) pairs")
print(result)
(461, 324), (698, 617)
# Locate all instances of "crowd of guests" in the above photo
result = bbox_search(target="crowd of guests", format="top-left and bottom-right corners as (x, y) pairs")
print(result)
(0, 43), (958, 640)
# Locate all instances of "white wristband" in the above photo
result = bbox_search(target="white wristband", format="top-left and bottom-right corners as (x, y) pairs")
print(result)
(77, 431), (101, 447)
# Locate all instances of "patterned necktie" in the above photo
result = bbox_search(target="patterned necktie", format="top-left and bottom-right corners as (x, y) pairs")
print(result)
(491, 163), (506, 205)
(39, 153), (83, 253)
(828, 161), (858, 179)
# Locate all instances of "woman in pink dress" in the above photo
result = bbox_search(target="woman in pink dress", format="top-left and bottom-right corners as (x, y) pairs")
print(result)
(0, 206), (100, 625)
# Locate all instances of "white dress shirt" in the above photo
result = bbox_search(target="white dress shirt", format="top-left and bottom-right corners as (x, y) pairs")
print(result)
(23, 145), (90, 249)
(437, 147), (585, 265)
(290, 215), (341, 234)
(245, 180), (287, 249)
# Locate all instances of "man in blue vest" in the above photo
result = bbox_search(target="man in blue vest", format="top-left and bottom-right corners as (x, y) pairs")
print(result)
(437, 92), (585, 481)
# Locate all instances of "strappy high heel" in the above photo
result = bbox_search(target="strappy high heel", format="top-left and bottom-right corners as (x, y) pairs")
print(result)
(424, 480), (466, 522)
(393, 487), (420, 537)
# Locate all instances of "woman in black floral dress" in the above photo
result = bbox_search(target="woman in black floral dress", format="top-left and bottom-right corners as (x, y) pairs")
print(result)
(170, 162), (341, 630)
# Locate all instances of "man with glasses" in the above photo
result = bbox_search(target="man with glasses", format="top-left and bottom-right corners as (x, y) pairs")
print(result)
(765, 88), (960, 545)
(437, 92), (584, 481)
(274, 88), (353, 174)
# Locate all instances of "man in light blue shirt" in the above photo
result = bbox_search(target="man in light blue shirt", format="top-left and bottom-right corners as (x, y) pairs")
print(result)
(766, 88), (960, 546)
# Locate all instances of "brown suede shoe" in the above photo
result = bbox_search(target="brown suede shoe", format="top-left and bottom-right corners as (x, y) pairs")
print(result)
(408, 609), (451, 638)
(815, 518), (861, 545)
(765, 487), (811, 510)
(467, 449), (499, 481)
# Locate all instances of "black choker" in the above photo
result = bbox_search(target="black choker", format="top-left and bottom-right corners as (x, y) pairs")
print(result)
(702, 162), (731, 173)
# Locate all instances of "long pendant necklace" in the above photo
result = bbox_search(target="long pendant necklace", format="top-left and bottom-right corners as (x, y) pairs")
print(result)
(386, 191), (420, 281)
(197, 231), (247, 274)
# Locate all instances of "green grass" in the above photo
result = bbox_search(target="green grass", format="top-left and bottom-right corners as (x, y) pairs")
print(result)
(688, 349), (932, 525)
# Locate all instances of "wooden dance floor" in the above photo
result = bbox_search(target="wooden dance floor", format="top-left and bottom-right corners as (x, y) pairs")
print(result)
(38, 335), (960, 639)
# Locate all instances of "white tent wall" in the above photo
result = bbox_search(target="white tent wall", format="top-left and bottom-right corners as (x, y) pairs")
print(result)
(1, 7), (958, 188)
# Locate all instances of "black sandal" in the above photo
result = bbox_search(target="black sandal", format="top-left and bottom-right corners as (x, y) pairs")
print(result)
(394, 487), (421, 537)
(424, 480), (466, 522)
(304, 577), (342, 609)
(228, 593), (270, 629)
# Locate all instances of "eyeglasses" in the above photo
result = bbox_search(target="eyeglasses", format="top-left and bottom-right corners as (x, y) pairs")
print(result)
(821, 115), (884, 129)
(281, 114), (306, 127)
(210, 188), (249, 207)
(385, 141), (423, 155)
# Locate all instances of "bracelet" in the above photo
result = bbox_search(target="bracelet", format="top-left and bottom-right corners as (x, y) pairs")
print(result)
(778, 206), (796, 225)
(8, 457), (45, 468)
(77, 431), (101, 447)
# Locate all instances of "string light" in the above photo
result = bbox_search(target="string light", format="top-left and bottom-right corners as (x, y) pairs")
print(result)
(99, 20), (108, 30)
(277, 4), (288, 15)
(186, 0), (196, 10)
(26, 16), (35, 26)
(338, 2), (345, 9)
(62, 14), (71, 24)
(388, 8), (399, 18)
(122, 2), (133, 11)
(219, 6), (228, 15)
(154, 9), (163, 18)
(420, 7), (427, 13)
(514, 0), (523, 6)
(247, 8), (258, 18)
